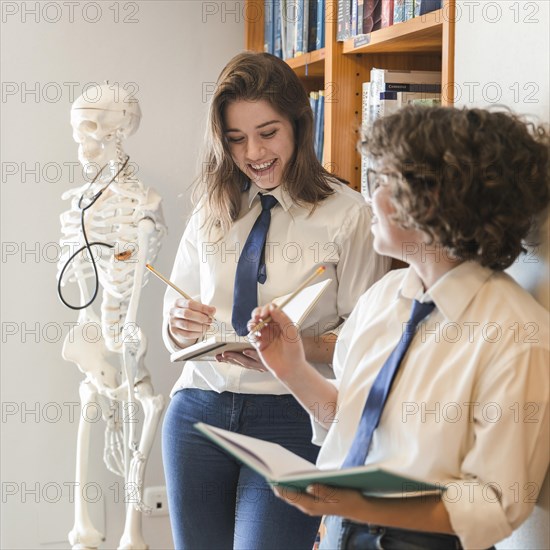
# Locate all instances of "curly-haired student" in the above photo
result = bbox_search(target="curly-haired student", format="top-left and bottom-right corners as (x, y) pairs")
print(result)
(161, 52), (389, 549)
(251, 106), (549, 550)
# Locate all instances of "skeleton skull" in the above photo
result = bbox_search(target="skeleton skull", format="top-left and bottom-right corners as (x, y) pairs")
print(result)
(71, 83), (141, 178)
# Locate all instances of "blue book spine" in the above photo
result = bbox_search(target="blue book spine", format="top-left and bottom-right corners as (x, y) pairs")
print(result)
(336, 0), (345, 40)
(264, 0), (272, 53)
(316, 0), (325, 49)
(308, 0), (317, 51)
(274, 0), (283, 57)
(416, 0), (441, 16)
(351, 0), (357, 36)
(343, 0), (352, 39)
(404, 0), (414, 20)
(302, 0), (309, 54)
(316, 91), (325, 162)
(393, 0), (404, 22)
(271, 0), (278, 55)
(310, 91), (318, 157)
(295, 0), (304, 55)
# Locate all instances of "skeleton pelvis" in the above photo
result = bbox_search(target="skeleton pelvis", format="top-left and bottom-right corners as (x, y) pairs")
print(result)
(62, 322), (120, 389)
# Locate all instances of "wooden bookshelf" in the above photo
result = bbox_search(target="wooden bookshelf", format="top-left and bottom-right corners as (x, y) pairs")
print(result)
(244, 0), (455, 190)
(286, 48), (326, 77)
(343, 9), (444, 54)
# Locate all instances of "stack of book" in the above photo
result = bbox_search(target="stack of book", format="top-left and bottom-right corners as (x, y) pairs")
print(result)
(264, 0), (325, 59)
(309, 90), (325, 162)
(337, 0), (442, 41)
(360, 68), (441, 197)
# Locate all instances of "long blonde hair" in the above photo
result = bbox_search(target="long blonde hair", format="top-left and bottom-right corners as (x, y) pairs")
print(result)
(195, 51), (340, 234)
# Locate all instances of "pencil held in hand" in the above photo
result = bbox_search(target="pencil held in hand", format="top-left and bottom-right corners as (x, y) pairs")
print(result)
(146, 263), (217, 330)
(145, 263), (192, 300)
(248, 266), (326, 335)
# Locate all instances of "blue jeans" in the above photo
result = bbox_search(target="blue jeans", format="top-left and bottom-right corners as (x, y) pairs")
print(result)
(162, 389), (321, 549)
(320, 516), (497, 550)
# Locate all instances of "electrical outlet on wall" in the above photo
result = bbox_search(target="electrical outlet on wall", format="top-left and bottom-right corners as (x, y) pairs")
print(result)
(143, 486), (169, 517)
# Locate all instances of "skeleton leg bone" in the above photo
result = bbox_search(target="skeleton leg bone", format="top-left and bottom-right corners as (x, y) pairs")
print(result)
(68, 380), (105, 550)
(117, 377), (164, 550)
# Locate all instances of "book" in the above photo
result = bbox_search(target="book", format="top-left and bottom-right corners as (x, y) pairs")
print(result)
(170, 278), (332, 363)
(381, 0), (394, 27)
(357, 0), (364, 34)
(360, 81), (371, 198)
(316, 0), (325, 49)
(414, 0), (441, 17)
(345, 0), (353, 40)
(384, 82), (441, 93)
(195, 422), (446, 496)
(363, 0), (382, 34)
(303, 0), (310, 54)
(351, 0), (358, 36)
(336, 0), (346, 40)
(295, 0), (305, 56)
(315, 90), (325, 162)
(404, 0), (415, 20)
(308, 0), (318, 52)
(264, 0), (275, 54)
(393, 0), (414, 23)
(369, 68), (441, 122)
(274, 0), (283, 58)
(281, 0), (297, 59)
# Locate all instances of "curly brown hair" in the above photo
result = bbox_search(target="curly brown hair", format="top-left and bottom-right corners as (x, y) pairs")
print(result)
(362, 106), (550, 270)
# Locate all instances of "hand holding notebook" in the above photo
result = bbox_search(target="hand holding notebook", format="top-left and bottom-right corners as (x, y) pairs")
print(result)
(195, 422), (445, 497)
(170, 277), (332, 362)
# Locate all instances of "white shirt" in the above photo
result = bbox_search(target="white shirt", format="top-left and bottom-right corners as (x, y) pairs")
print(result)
(314, 262), (549, 550)
(163, 179), (390, 395)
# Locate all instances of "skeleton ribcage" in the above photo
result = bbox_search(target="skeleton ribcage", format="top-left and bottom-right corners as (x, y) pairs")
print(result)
(58, 179), (166, 351)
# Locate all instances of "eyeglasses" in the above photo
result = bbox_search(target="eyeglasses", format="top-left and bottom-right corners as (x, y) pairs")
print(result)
(365, 168), (400, 199)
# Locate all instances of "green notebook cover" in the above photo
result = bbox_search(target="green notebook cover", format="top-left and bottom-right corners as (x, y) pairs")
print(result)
(195, 422), (444, 497)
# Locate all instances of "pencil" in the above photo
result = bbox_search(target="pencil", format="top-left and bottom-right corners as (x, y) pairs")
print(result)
(248, 266), (326, 335)
(146, 263), (192, 300)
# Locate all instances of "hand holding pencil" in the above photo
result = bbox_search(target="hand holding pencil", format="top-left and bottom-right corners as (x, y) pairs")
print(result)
(247, 266), (326, 380)
(146, 264), (217, 345)
(247, 266), (326, 336)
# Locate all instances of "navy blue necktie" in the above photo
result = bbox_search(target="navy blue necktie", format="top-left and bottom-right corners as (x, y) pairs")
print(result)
(232, 194), (278, 336)
(342, 299), (436, 468)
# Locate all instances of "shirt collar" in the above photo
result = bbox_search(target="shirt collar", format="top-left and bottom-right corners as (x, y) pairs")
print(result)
(397, 262), (494, 321)
(247, 181), (292, 212)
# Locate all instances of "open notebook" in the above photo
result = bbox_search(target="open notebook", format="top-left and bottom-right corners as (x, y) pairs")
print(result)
(170, 278), (332, 362)
(195, 423), (445, 497)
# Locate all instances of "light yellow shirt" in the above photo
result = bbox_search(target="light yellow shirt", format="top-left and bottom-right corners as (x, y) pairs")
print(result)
(315, 262), (549, 550)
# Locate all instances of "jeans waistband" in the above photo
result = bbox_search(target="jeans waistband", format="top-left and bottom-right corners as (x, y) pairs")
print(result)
(341, 519), (464, 550)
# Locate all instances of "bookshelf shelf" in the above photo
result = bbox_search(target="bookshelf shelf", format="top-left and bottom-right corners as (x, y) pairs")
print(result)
(244, 0), (455, 190)
(286, 48), (326, 78)
(343, 10), (443, 55)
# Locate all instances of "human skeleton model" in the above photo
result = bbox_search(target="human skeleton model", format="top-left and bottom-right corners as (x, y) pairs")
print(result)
(57, 84), (166, 550)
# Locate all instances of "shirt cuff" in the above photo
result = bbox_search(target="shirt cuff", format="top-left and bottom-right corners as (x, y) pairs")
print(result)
(310, 418), (328, 446)
(162, 320), (197, 355)
(442, 479), (513, 549)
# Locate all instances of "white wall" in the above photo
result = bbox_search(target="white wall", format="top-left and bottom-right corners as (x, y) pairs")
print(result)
(455, 1), (549, 548)
(0, 1), (243, 548)
(2, 1), (549, 548)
